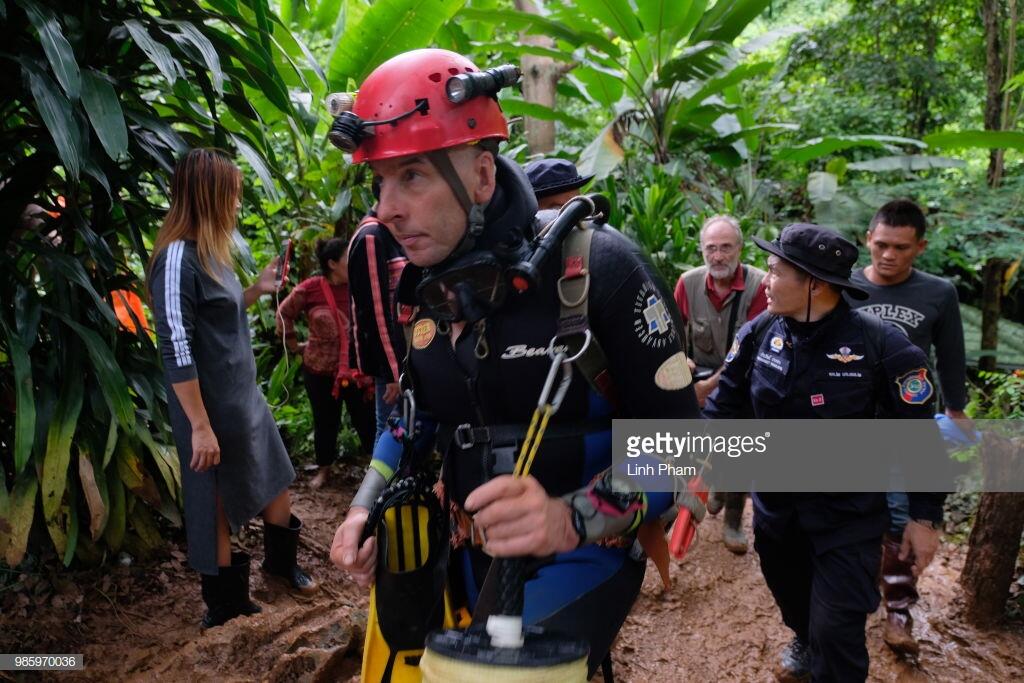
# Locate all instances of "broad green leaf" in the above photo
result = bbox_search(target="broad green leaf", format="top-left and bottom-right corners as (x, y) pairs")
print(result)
(807, 171), (838, 204)
(104, 477), (126, 552)
(670, 61), (771, 108)
(576, 0), (644, 42)
(457, 8), (614, 55)
(692, 0), (771, 43)
(78, 448), (108, 540)
(60, 481), (79, 566)
(924, 130), (1024, 151)
(124, 19), (184, 87)
(22, 61), (81, 179)
(231, 132), (283, 204)
(135, 423), (180, 504)
(18, 0), (80, 99)
(250, 0), (275, 55)
(572, 66), (625, 108)
(312, 0), (344, 32)
(116, 438), (162, 509)
(471, 41), (577, 64)
(168, 21), (224, 95)
(0, 319), (35, 475)
(658, 41), (730, 85)
(776, 135), (926, 163)
(327, 0), (466, 86)
(1, 472), (38, 567)
(499, 98), (588, 129)
(55, 315), (135, 430)
(578, 119), (626, 181)
(80, 69), (128, 162)
(42, 368), (83, 522)
(637, 0), (704, 46)
(847, 155), (966, 172)
(44, 252), (118, 327)
(14, 284), (42, 350)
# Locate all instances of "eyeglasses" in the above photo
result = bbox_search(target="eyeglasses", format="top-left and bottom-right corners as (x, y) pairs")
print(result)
(701, 243), (738, 256)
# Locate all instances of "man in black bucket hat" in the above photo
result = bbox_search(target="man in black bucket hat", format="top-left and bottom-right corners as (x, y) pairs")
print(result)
(524, 158), (594, 210)
(704, 224), (946, 682)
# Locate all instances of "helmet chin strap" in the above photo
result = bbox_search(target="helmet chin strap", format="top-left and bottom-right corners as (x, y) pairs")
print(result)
(426, 149), (486, 261)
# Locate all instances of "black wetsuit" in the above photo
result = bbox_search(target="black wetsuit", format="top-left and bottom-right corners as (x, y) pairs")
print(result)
(369, 156), (700, 675)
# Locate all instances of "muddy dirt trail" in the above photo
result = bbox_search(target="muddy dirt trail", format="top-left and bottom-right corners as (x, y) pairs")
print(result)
(2, 467), (1022, 682)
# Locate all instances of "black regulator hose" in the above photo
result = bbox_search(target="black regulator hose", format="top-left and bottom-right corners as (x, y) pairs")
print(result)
(507, 192), (611, 294)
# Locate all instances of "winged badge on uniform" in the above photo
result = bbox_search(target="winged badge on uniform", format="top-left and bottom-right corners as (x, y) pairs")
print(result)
(825, 346), (864, 364)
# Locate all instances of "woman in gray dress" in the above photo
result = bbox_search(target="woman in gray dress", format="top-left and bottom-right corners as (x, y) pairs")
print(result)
(148, 148), (317, 628)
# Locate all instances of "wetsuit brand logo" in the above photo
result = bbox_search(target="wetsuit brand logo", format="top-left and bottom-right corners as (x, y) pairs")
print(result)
(501, 344), (568, 359)
(896, 367), (934, 404)
(633, 282), (677, 349)
(412, 319), (436, 349)
(810, 393), (825, 406)
(860, 303), (925, 329)
(826, 346), (864, 363)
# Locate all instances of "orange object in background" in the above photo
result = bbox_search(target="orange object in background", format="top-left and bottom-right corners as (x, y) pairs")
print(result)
(112, 290), (150, 335)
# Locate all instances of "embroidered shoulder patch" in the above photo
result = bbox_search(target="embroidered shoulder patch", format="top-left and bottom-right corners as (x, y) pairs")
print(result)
(655, 351), (693, 390)
(895, 368), (933, 405)
(725, 338), (740, 364)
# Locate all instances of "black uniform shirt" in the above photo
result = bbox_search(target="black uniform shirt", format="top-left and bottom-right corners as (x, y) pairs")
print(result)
(704, 300), (946, 552)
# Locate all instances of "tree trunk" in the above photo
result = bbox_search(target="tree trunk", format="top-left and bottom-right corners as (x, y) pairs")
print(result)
(961, 434), (1024, 626)
(983, 0), (1006, 187)
(980, 258), (1008, 372)
(514, 0), (559, 155)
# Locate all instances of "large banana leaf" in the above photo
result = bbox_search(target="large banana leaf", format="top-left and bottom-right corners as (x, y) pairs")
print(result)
(776, 135), (927, 163)
(327, 0), (466, 87)
(923, 130), (1024, 151)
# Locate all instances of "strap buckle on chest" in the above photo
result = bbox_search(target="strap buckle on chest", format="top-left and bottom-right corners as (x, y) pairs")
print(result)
(453, 423), (488, 450)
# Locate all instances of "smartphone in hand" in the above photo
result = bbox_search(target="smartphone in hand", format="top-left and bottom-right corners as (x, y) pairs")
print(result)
(275, 239), (293, 286)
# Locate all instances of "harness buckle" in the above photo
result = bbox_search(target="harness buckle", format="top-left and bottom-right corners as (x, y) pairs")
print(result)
(453, 423), (482, 450)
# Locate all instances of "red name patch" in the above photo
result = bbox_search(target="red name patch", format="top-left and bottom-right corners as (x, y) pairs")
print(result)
(810, 394), (825, 406)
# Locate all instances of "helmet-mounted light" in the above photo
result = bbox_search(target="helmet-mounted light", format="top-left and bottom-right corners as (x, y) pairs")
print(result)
(327, 99), (430, 153)
(445, 65), (521, 104)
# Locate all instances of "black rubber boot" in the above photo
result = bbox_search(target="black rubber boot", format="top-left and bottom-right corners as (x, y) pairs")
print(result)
(773, 636), (811, 683)
(722, 492), (749, 555)
(262, 514), (318, 595)
(200, 552), (262, 629)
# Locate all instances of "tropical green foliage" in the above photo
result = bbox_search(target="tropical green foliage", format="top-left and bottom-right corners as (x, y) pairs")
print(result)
(0, 0), (325, 568)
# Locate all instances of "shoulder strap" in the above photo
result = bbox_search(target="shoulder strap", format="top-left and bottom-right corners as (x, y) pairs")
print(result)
(557, 224), (617, 407)
(318, 276), (351, 397)
(724, 265), (747, 345)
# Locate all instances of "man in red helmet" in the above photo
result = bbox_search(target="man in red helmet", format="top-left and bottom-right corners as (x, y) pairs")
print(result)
(329, 49), (702, 678)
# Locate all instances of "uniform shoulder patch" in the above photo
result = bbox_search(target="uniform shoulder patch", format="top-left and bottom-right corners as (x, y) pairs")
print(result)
(895, 368), (933, 405)
(725, 338), (740, 364)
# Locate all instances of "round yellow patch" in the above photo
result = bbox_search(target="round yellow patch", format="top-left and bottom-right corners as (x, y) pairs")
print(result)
(655, 351), (693, 390)
(412, 318), (437, 350)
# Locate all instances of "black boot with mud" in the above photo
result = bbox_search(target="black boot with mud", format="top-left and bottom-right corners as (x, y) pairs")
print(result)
(773, 636), (811, 683)
(722, 494), (748, 555)
(263, 514), (319, 595)
(201, 551), (263, 629)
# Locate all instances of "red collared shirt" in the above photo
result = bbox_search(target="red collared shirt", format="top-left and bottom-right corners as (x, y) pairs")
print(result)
(673, 265), (768, 324)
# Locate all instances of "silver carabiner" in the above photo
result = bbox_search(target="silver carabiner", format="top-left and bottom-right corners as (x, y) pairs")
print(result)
(536, 351), (567, 409)
(401, 388), (417, 438)
(548, 359), (573, 413)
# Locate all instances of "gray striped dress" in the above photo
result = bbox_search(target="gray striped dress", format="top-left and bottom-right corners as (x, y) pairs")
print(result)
(150, 239), (295, 574)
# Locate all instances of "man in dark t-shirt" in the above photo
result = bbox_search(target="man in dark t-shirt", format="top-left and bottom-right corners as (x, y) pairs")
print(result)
(847, 199), (966, 656)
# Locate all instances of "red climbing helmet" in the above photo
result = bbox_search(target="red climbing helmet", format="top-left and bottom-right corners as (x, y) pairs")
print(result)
(347, 49), (511, 163)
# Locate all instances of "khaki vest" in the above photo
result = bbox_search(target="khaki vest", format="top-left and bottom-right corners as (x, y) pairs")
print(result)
(682, 264), (766, 370)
